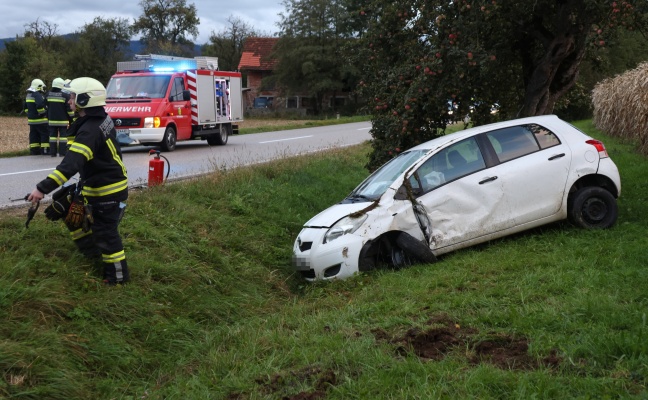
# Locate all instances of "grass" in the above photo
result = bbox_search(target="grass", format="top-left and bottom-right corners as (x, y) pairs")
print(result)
(1, 120), (647, 399)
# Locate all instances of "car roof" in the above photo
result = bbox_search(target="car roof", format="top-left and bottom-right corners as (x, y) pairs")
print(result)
(408, 115), (562, 152)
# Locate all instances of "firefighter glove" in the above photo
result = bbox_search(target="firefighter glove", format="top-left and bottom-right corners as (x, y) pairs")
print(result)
(64, 200), (85, 231)
(44, 200), (69, 221)
(45, 184), (76, 221)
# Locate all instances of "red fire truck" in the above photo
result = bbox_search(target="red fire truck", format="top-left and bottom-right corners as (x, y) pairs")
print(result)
(105, 54), (243, 151)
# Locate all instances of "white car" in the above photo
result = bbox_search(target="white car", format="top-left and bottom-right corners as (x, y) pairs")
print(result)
(292, 115), (621, 281)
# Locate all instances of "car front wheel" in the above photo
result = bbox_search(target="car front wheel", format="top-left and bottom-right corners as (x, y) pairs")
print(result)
(568, 186), (618, 229)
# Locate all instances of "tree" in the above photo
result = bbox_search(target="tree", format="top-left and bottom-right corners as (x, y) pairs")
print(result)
(131, 0), (200, 56)
(273, 0), (363, 114)
(202, 15), (264, 71)
(0, 39), (32, 112)
(357, 0), (648, 169)
(65, 17), (132, 84)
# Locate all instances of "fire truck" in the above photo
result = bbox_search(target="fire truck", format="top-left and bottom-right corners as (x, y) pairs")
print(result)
(105, 54), (243, 151)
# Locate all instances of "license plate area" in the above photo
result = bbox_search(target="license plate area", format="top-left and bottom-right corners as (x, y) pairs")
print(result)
(116, 129), (130, 135)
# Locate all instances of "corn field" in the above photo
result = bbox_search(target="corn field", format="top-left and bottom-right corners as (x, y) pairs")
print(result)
(0, 116), (30, 154)
(592, 62), (648, 156)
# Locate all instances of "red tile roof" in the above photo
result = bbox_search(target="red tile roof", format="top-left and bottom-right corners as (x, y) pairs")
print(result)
(238, 37), (280, 71)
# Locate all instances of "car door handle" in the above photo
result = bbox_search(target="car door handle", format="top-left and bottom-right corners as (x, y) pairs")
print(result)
(548, 153), (565, 161)
(479, 176), (498, 184)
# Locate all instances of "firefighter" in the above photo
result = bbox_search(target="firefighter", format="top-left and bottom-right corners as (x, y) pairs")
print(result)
(24, 78), (49, 155)
(28, 77), (130, 285)
(47, 78), (74, 157)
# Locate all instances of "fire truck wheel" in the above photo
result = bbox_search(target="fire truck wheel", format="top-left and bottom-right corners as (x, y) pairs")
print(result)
(207, 124), (230, 146)
(161, 126), (177, 152)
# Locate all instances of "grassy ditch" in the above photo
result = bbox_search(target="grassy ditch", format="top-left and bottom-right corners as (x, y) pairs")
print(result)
(1, 120), (647, 399)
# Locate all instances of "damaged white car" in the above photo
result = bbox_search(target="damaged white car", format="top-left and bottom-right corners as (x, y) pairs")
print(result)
(292, 115), (621, 281)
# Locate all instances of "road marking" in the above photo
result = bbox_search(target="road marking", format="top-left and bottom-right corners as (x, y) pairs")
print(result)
(0, 168), (54, 177)
(259, 135), (314, 144)
(357, 127), (371, 130)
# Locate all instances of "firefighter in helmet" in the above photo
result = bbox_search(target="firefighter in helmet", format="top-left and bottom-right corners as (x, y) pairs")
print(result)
(24, 78), (49, 155)
(47, 78), (74, 157)
(28, 77), (130, 285)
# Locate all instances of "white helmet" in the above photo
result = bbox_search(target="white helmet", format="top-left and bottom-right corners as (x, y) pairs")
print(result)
(52, 77), (66, 89)
(65, 77), (106, 108)
(30, 78), (46, 92)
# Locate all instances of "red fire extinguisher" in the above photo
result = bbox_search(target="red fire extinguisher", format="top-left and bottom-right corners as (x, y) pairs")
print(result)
(148, 149), (170, 187)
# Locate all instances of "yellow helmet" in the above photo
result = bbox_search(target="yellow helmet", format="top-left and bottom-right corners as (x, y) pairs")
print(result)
(30, 78), (46, 92)
(52, 77), (66, 89)
(65, 77), (106, 108)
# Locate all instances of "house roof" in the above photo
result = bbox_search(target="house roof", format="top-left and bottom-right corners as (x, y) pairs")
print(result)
(238, 37), (280, 71)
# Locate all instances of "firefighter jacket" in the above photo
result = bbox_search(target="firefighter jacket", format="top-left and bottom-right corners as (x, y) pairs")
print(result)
(46, 88), (74, 126)
(24, 90), (48, 125)
(36, 107), (128, 203)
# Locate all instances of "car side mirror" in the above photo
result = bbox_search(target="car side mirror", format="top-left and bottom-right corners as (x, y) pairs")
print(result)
(183, 90), (191, 101)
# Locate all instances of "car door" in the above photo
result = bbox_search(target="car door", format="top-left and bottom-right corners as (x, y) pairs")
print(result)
(407, 136), (509, 249)
(481, 124), (571, 225)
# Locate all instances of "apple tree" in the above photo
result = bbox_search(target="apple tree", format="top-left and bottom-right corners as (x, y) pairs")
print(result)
(356, 0), (647, 169)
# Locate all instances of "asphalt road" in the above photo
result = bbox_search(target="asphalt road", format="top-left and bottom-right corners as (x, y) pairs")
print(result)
(0, 121), (372, 209)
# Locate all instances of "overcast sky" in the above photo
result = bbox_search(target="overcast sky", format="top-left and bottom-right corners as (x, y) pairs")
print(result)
(0, 0), (283, 44)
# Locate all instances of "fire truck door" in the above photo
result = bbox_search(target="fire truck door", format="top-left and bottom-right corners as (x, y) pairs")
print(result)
(168, 76), (192, 140)
(214, 79), (229, 121)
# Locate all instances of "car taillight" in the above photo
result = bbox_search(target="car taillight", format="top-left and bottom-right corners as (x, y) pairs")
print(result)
(586, 139), (609, 159)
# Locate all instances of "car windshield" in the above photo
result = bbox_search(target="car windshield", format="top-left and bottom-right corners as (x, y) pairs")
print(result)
(106, 75), (171, 99)
(346, 150), (428, 201)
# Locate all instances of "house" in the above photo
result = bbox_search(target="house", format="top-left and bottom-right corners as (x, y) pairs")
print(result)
(237, 37), (354, 115)
(237, 37), (280, 111)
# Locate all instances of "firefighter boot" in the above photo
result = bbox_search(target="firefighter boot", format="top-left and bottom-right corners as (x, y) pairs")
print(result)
(103, 259), (130, 285)
(50, 140), (58, 157)
(41, 144), (51, 156)
(58, 139), (67, 156)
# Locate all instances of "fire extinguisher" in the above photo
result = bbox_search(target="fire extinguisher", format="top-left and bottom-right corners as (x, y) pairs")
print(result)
(148, 149), (170, 187)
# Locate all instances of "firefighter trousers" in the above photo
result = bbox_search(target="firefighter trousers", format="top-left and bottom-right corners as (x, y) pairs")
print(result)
(48, 125), (68, 156)
(29, 124), (48, 155)
(68, 200), (129, 284)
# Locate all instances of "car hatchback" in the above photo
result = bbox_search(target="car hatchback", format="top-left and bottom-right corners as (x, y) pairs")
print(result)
(292, 115), (621, 281)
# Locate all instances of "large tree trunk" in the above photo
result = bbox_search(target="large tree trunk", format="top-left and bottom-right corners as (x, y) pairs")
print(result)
(519, 0), (591, 117)
(521, 31), (587, 116)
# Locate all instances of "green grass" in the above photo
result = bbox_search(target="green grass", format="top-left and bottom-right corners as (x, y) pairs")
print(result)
(1, 120), (647, 399)
(237, 115), (371, 135)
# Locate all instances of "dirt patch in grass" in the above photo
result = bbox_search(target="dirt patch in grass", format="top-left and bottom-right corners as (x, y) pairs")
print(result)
(249, 366), (336, 400)
(380, 313), (561, 370)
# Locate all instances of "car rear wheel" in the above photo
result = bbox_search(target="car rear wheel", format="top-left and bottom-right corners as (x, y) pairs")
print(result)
(161, 126), (177, 152)
(568, 186), (617, 229)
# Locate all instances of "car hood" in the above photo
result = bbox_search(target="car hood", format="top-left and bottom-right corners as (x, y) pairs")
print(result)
(304, 202), (372, 228)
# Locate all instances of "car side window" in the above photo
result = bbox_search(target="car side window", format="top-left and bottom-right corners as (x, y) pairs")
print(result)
(169, 77), (185, 102)
(410, 137), (486, 195)
(486, 125), (543, 162)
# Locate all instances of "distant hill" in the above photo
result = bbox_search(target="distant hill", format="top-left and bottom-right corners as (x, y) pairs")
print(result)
(0, 37), (15, 50)
(0, 37), (200, 54)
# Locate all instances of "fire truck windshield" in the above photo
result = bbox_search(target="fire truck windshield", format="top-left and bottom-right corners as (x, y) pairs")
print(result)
(106, 75), (172, 99)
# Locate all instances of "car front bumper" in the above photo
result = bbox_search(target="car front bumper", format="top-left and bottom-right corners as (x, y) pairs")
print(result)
(292, 228), (366, 281)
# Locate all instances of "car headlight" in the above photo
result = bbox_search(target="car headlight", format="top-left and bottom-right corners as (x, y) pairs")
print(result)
(324, 214), (368, 244)
(144, 117), (160, 128)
